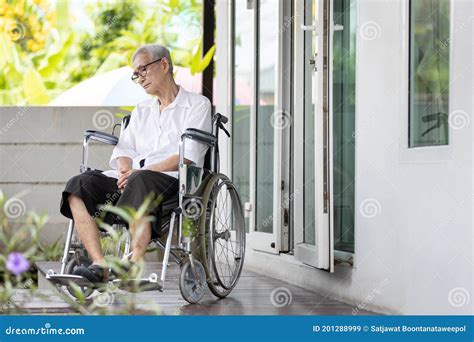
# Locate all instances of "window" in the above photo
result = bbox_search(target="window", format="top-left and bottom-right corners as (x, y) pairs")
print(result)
(409, 0), (450, 147)
(333, 0), (356, 253)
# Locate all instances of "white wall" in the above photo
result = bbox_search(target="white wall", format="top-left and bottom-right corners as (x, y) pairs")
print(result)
(0, 107), (117, 243)
(229, 0), (473, 315)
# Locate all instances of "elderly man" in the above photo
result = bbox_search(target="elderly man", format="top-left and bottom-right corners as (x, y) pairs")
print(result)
(59, 44), (212, 284)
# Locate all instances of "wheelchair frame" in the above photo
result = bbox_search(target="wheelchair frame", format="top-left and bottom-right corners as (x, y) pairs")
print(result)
(47, 112), (245, 304)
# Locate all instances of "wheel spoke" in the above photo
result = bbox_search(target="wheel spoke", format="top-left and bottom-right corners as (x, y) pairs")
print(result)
(204, 178), (245, 293)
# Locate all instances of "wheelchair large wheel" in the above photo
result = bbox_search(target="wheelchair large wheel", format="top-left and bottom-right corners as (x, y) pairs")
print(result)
(64, 255), (94, 299)
(199, 173), (245, 298)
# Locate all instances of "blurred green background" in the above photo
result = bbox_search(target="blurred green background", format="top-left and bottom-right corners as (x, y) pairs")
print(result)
(0, 0), (214, 105)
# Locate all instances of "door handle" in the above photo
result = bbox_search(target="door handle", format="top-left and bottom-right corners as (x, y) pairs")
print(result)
(300, 24), (316, 31)
(300, 20), (319, 34)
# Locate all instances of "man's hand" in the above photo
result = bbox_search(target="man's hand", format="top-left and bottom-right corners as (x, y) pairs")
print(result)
(117, 169), (136, 190)
(116, 157), (133, 190)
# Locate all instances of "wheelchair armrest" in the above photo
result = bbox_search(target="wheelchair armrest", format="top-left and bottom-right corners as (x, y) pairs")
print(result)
(181, 128), (217, 147)
(84, 130), (119, 145)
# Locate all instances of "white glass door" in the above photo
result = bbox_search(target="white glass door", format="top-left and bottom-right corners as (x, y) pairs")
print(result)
(293, 0), (334, 271)
(247, 0), (290, 254)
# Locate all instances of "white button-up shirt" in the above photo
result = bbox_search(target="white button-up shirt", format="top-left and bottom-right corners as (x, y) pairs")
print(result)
(102, 86), (212, 179)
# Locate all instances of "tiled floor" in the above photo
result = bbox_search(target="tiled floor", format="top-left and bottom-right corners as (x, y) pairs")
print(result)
(27, 261), (376, 315)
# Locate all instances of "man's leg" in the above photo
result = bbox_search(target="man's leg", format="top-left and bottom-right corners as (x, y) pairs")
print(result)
(68, 194), (106, 267)
(129, 219), (152, 263)
(116, 170), (179, 263)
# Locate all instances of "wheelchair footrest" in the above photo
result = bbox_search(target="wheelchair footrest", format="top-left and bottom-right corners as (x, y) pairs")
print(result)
(46, 274), (95, 288)
(111, 278), (163, 292)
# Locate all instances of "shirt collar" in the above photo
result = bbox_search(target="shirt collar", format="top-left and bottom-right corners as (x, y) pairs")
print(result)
(147, 85), (192, 110)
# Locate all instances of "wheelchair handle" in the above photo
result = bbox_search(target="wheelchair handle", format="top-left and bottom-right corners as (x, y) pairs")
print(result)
(217, 122), (230, 137)
(181, 128), (217, 147)
(83, 130), (118, 145)
(213, 113), (228, 124)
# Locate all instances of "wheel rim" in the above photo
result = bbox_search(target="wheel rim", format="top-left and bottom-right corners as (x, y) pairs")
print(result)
(180, 259), (206, 304)
(208, 178), (245, 290)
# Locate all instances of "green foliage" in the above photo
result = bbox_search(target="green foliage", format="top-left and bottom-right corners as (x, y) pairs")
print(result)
(0, 189), (63, 313)
(0, 0), (215, 105)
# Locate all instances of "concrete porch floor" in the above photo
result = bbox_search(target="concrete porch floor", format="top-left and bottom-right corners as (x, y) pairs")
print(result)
(23, 261), (377, 315)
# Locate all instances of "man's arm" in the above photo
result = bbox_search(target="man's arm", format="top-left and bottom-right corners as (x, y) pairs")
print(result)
(144, 155), (194, 173)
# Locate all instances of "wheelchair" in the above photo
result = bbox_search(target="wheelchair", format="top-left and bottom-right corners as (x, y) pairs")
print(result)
(46, 112), (246, 304)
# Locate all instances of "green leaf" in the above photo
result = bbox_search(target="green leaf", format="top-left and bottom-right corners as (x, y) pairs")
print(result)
(190, 42), (216, 75)
(22, 68), (50, 105)
(120, 106), (135, 111)
(195, 44), (216, 74)
(190, 41), (202, 75)
(38, 33), (75, 78)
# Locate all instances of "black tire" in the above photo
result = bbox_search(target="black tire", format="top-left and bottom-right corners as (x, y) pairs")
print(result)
(179, 258), (206, 304)
(64, 255), (94, 299)
(198, 173), (246, 298)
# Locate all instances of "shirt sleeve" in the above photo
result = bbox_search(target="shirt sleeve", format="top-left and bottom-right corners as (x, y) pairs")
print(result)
(109, 107), (139, 169)
(183, 98), (212, 165)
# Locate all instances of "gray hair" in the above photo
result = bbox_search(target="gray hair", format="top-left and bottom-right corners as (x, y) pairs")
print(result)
(132, 44), (173, 74)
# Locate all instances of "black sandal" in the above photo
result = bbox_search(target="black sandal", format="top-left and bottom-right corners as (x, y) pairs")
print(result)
(73, 264), (108, 285)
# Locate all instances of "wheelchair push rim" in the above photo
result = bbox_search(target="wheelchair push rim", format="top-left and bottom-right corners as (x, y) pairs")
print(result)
(199, 173), (246, 296)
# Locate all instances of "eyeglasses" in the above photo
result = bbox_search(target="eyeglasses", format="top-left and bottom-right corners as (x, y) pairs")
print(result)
(131, 58), (164, 83)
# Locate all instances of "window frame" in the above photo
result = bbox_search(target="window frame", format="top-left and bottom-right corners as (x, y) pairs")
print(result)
(399, 0), (454, 163)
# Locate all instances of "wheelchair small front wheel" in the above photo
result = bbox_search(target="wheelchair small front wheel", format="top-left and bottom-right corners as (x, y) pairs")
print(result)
(179, 258), (206, 304)
(64, 255), (94, 299)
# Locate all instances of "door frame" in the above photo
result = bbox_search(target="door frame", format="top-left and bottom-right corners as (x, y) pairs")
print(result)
(247, 0), (292, 254)
(293, 0), (334, 272)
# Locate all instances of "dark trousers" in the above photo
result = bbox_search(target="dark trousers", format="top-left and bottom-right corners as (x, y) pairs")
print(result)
(60, 170), (179, 238)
